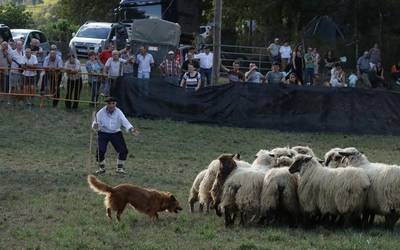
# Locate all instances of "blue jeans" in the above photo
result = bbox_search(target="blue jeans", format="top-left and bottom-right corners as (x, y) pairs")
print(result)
(96, 131), (128, 162)
(138, 72), (150, 79)
(200, 68), (212, 86)
(305, 68), (314, 85)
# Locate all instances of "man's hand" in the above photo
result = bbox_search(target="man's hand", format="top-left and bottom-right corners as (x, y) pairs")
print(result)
(92, 122), (99, 131)
(131, 128), (140, 136)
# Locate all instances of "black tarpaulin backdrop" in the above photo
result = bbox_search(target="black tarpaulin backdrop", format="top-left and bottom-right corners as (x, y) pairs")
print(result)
(115, 76), (400, 135)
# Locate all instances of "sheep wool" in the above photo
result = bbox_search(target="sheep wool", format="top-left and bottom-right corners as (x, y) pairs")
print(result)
(188, 169), (207, 212)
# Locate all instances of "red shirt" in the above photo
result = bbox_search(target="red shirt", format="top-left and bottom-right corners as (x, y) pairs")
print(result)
(99, 50), (112, 65)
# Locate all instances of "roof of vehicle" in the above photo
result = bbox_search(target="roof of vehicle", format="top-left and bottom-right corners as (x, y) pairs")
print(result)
(82, 22), (113, 27)
(11, 29), (42, 34)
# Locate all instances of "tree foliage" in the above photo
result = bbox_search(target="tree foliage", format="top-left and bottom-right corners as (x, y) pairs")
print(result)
(0, 3), (34, 28)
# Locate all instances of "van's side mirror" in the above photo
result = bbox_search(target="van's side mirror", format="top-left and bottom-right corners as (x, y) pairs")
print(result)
(72, 32), (76, 37)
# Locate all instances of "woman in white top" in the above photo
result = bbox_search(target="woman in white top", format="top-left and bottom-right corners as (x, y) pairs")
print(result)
(279, 42), (292, 71)
(330, 63), (346, 87)
(22, 48), (38, 105)
(64, 53), (82, 109)
(180, 63), (201, 91)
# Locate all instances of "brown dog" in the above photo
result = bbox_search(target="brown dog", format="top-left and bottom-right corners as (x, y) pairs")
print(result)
(88, 175), (182, 221)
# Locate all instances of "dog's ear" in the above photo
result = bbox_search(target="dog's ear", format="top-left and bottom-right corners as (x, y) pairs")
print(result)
(170, 194), (176, 201)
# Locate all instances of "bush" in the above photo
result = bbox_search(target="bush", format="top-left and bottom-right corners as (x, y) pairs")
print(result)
(0, 3), (34, 29)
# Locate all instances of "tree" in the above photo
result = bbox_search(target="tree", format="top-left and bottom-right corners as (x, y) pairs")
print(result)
(0, 3), (34, 29)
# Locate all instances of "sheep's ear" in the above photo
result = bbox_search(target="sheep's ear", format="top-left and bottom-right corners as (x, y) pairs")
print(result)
(170, 195), (176, 201)
(304, 155), (313, 162)
(316, 158), (324, 164)
(325, 155), (332, 166)
(269, 153), (275, 158)
(233, 153), (241, 160)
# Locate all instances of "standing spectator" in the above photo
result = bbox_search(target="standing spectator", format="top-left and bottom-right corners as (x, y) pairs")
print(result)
(136, 46), (154, 79)
(22, 48), (38, 105)
(104, 50), (132, 97)
(313, 48), (321, 75)
(99, 43), (114, 65)
(159, 50), (181, 85)
(120, 44), (135, 76)
(9, 41), (25, 97)
(64, 53), (82, 110)
(92, 96), (139, 175)
(50, 44), (63, 59)
(357, 51), (372, 88)
(9, 40), (16, 50)
(0, 41), (12, 94)
(330, 63), (346, 87)
(267, 38), (280, 63)
(265, 62), (285, 85)
(245, 63), (264, 83)
(180, 63), (201, 91)
(185, 47), (196, 60)
(292, 45), (304, 84)
(370, 62), (386, 88)
(221, 61), (244, 83)
(42, 49), (63, 107)
(391, 62), (400, 85)
(181, 53), (200, 73)
(304, 47), (315, 85)
(194, 46), (213, 86)
(369, 43), (381, 66)
(86, 51), (104, 106)
(30, 38), (45, 68)
(283, 72), (302, 86)
(279, 41), (292, 70)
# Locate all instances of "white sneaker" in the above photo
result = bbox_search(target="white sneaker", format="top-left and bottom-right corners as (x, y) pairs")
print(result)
(116, 167), (126, 174)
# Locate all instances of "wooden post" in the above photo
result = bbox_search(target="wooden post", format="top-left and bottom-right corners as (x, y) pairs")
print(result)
(212, 0), (222, 85)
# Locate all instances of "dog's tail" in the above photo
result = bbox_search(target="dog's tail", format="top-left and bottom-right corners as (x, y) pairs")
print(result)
(87, 175), (114, 194)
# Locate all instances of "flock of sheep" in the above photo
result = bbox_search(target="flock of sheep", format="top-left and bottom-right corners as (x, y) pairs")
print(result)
(188, 146), (400, 230)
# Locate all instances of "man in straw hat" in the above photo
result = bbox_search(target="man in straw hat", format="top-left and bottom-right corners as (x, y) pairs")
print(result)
(92, 96), (139, 174)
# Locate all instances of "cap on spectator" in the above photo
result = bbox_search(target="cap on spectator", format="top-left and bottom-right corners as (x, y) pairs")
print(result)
(203, 45), (211, 50)
(168, 50), (174, 55)
(105, 97), (117, 103)
(125, 43), (131, 48)
(272, 61), (280, 66)
(51, 44), (57, 50)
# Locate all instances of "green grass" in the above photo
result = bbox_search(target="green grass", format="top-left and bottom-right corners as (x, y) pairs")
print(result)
(1, 104), (400, 249)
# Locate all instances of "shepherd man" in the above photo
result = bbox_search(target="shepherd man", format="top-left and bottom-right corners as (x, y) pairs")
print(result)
(92, 97), (139, 174)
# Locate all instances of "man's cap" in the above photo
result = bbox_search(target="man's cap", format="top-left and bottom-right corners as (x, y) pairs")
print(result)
(272, 61), (280, 66)
(105, 97), (117, 103)
(203, 45), (211, 49)
(168, 50), (174, 55)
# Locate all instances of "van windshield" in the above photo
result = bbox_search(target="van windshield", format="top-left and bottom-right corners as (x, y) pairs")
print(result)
(76, 26), (111, 39)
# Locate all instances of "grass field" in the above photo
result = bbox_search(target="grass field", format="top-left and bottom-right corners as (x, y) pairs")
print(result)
(1, 104), (400, 250)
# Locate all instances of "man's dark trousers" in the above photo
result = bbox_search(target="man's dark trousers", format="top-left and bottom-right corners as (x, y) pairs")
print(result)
(96, 131), (128, 162)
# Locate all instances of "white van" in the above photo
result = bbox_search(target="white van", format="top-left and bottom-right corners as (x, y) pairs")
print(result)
(69, 22), (113, 58)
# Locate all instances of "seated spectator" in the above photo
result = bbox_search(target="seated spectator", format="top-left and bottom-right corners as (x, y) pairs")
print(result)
(221, 61), (244, 83)
(42, 49), (63, 107)
(86, 51), (104, 106)
(265, 62), (285, 85)
(64, 53), (82, 110)
(283, 72), (301, 86)
(348, 71), (358, 88)
(245, 63), (264, 83)
(160, 50), (181, 86)
(180, 63), (201, 91)
(391, 62), (400, 86)
(370, 62), (386, 88)
(330, 63), (346, 87)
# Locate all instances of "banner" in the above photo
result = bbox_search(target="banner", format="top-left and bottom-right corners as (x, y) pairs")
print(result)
(116, 76), (400, 135)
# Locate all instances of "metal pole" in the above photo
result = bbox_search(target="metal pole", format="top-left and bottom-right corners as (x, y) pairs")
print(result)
(212, 0), (222, 85)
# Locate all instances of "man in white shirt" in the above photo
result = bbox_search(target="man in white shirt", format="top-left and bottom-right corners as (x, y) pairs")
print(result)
(9, 40), (25, 95)
(104, 50), (133, 97)
(267, 38), (281, 62)
(194, 46), (213, 86)
(22, 48), (38, 105)
(92, 96), (139, 174)
(43, 49), (63, 107)
(136, 46), (154, 79)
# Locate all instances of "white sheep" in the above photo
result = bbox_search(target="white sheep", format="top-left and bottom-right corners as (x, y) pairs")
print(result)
(271, 147), (297, 158)
(289, 154), (370, 228)
(211, 154), (266, 226)
(259, 167), (300, 226)
(324, 147), (346, 168)
(188, 169), (207, 213)
(198, 154), (249, 212)
(337, 147), (400, 230)
(292, 146), (316, 157)
(251, 150), (277, 171)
